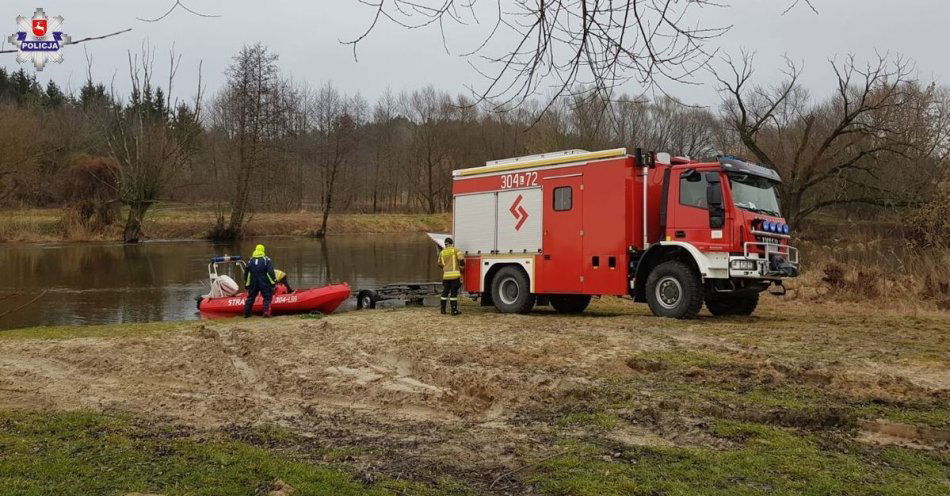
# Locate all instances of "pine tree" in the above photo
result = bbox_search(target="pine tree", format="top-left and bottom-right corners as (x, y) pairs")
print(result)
(43, 80), (66, 108)
(0, 68), (10, 102)
(79, 79), (110, 110)
(9, 69), (43, 105)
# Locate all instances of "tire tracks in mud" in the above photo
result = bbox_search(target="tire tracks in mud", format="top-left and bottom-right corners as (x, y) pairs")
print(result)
(212, 326), (305, 421)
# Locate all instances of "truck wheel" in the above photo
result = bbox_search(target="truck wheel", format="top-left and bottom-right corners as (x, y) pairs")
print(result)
(356, 290), (377, 310)
(550, 295), (592, 314)
(645, 261), (703, 319)
(492, 266), (534, 314)
(706, 293), (759, 316)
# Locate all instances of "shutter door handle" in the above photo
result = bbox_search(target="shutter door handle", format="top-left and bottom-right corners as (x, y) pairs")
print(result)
(675, 231), (686, 238)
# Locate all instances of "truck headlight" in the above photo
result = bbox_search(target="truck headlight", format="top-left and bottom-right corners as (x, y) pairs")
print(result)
(731, 259), (758, 271)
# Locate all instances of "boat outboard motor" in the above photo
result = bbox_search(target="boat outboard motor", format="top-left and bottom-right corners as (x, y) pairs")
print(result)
(209, 275), (240, 298)
(203, 255), (245, 298)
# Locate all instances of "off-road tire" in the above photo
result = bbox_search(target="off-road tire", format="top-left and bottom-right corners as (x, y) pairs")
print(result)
(645, 260), (704, 319)
(356, 289), (377, 310)
(550, 294), (592, 314)
(491, 266), (534, 314)
(706, 292), (759, 316)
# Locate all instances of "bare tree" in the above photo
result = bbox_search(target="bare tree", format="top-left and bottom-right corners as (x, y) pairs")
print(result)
(105, 47), (203, 243)
(209, 43), (285, 240)
(640, 96), (719, 157)
(368, 90), (399, 213)
(285, 81), (311, 210)
(715, 52), (924, 226)
(346, 1), (816, 114)
(401, 87), (453, 213)
(309, 84), (362, 237)
(0, 105), (43, 202)
(545, 88), (719, 156)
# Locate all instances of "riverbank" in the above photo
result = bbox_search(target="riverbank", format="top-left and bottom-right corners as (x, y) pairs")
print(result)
(2, 207), (948, 313)
(0, 207), (452, 243)
(1, 299), (947, 494)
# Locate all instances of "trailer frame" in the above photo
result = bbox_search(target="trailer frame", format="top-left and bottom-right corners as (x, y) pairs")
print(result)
(356, 281), (447, 309)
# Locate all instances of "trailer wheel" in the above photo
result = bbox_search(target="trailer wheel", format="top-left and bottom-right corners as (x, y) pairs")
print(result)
(356, 290), (377, 310)
(491, 266), (534, 314)
(550, 295), (592, 314)
(706, 292), (759, 316)
(645, 261), (703, 319)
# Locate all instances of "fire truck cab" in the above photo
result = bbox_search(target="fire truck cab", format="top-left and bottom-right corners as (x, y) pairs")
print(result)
(451, 148), (799, 319)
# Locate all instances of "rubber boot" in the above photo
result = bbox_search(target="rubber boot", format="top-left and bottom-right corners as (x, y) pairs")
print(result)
(451, 301), (460, 316)
(263, 308), (272, 318)
(440, 299), (447, 315)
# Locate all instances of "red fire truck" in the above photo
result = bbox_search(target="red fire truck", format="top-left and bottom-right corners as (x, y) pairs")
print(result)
(451, 148), (799, 319)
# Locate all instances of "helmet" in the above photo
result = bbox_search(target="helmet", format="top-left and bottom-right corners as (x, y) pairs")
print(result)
(274, 269), (286, 281)
(444, 237), (454, 245)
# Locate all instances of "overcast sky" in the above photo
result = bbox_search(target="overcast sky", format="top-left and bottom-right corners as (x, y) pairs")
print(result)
(3, 1), (948, 109)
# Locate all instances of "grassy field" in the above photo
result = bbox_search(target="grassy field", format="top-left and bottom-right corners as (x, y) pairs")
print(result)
(0, 410), (470, 496)
(0, 206), (451, 243)
(0, 299), (947, 495)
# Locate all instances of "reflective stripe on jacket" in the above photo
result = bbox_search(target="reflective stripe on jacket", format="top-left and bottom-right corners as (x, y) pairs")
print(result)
(245, 255), (277, 288)
(438, 247), (463, 280)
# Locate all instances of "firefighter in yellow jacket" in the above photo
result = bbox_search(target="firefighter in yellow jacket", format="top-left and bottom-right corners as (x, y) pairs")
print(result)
(438, 238), (465, 315)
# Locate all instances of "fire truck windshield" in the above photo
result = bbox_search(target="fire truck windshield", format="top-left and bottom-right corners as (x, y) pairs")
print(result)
(728, 173), (781, 216)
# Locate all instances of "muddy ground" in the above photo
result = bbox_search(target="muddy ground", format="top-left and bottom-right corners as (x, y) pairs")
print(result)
(0, 298), (947, 492)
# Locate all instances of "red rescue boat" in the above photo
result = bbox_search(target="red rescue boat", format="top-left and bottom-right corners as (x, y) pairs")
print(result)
(198, 283), (351, 315)
(196, 255), (351, 316)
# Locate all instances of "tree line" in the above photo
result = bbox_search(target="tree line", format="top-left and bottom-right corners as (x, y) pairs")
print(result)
(0, 45), (947, 243)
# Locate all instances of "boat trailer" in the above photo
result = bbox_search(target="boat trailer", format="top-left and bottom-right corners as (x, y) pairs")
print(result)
(355, 282), (446, 309)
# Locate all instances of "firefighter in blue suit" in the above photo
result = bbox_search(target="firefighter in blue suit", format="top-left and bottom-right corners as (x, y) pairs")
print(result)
(244, 244), (277, 318)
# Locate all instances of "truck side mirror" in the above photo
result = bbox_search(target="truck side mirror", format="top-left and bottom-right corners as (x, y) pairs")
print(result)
(705, 172), (725, 229)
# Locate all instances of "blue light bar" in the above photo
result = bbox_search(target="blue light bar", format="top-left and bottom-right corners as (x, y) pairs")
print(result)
(210, 255), (242, 263)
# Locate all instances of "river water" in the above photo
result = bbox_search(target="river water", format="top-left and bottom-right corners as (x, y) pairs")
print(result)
(0, 234), (441, 330)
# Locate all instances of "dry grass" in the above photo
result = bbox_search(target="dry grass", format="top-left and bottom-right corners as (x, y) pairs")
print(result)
(789, 216), (950, 311)
(0, 209), (108, 243)
(0, 206), (451, 243)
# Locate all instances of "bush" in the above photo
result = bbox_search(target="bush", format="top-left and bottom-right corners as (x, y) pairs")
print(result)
(57, 154), (120, 232)
(905, 180), (950, 247)
(820, 263), (882, 299)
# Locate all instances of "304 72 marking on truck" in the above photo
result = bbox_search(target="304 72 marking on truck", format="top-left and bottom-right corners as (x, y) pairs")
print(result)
(499, 171), (538, 189)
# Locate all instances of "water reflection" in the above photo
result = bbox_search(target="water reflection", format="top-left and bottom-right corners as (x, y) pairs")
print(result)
(0, 234), (440, 330)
